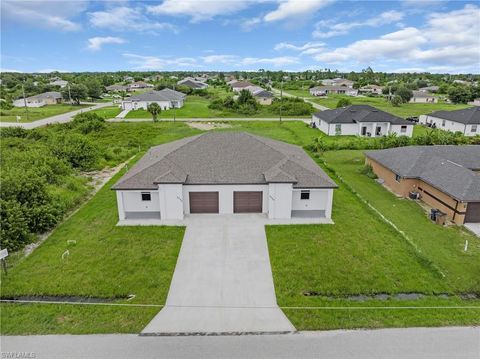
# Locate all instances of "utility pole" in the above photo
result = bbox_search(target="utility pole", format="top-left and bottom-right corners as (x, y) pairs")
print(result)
(279, 78), (283, 122)
(22, 83), (29, 122)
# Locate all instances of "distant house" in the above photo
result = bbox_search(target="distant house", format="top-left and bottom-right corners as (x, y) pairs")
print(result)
(311, 105), (414, 137)
(121, 89), (186, 111)
(13, 91), (62, 108)
(419, 107), (479, 136)
(418, 86), (439, 93)
(128, 81), (154, 91)
(248, 87), (274, 105)
(177, 78), (208, 89)
(124, 76), (134, 83)
(410, 91), (437, 103)
(468, 98), (480, 106)
(49, 79), (68, 88)
(359, 85), (383, 95)
(321, 78), (354, 88)
(231, 81), (255, 92)
(310, 86), (358, 97)
(365, 146), (480, 224)
(106, 84), (128, 92)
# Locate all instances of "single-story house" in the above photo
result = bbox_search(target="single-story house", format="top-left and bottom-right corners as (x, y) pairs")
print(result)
(177, 78), (209, 89)
(112, 132), (337, 221)
(49, 79), (68, 88)
(13, 91), (62, 107)
(121, 89), (186, 111)
(231, 81), (255, 92)
(252, 89), (274, 105)
(127, 81), (154, 91)
(468, 98), (480, 106)
(410, 91), (437, 103)
(418, 86), (439, 93)
(359, 85), (383, 95)
(419, 107), (479, 136)
(322, 78), (354, 88)
(312, 105), (414, 137)
(365, 146), (480, 224)
(106, 84), (128, 92)
(310, 86), (358, 97)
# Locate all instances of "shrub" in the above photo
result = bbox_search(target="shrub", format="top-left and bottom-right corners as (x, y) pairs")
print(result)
(0, 200), (31, 251)
(0, 127), (29, 139)
(360, 164), (377, 179)
(71, 112), (106, 134)
(336, 98), (352, 108)
(50, 133), (100, 170)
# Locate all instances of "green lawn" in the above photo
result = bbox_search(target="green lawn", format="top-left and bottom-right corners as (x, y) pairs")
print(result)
(89, 105), (122, 119)
(283, 89), (313, 98)
(0, 104), (89, 123)
(307, 94), (472, 118)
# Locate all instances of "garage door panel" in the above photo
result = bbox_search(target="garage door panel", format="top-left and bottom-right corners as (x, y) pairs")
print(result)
(234, 191), (262, 213)
(189, 192), (219, 213)
(465, 202), (480, 223)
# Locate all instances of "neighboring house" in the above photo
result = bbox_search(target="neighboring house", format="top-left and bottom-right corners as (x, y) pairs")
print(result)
(410, 91), (438, 103)
(250, 88), (274, 105)
(231, 81), (255, 92)
(359, 85), (383, 95)
(128, 81), (154, 91)
(468, 98), (480, 106)
(177, 78), (209, 89)
(106, 84), (128, 92)
(13, 91), (62, 107)
(124, 76), (134, 83)
(418, 86), (439, 93)
(365, 146), (480, 224)
(310, 86), (358, 96)
(322, 78), (354, 88)
(312, 105), (414, 137)
(121, 89), (186, 111)
(419, 107), (479, 136)
(49, 79), (68, 88)
(112, 132), (337, 221)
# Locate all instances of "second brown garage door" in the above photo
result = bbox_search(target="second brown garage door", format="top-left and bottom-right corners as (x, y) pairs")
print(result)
(465, 202), (480, 223)
(189, 192), (219, 213)
(234, 191), (263, 213)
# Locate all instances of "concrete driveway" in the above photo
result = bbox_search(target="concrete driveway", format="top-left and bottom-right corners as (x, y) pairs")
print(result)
(142, 214), (295, 334)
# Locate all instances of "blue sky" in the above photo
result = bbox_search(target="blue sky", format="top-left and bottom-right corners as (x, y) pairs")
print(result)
(1, 0), (479, 73)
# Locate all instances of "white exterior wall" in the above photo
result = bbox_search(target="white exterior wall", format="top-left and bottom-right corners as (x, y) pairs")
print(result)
(122, 100), (172, 111)
(292, 188), (332, 215)
(183, 184), (269, 215)
(314, 117), (413, 138)
(159, 184), (184, 219)
(116, 191), (126, 220)
(390, 124), (414, 137)
(268, 183), (293, 219)
(118, 190), (160, 213)
(409, 97), (437, 103)
(419, 115), (476, 135)
(465, 124), (479, 136)
(329, 123), (359, 136)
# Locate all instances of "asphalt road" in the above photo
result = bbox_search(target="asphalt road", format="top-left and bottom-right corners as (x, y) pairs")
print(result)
(2, 327), (479, 359)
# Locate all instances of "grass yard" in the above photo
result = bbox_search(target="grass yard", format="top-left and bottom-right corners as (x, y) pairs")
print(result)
(89, 105), (122, 119)
(0, 104), (89, 123)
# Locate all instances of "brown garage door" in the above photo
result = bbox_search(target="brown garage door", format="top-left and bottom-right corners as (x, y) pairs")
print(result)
(465, 202), (480, 223)
(189, 192), (219, 213)
(234, 191), (263, 213)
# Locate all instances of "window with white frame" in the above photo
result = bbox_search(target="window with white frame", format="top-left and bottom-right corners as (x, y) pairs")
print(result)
(471, 125), (477, 133)
(401, 125), (407, 133)
(335, 124), (341, 135)
(395, 174), (401, 183)
(300, 190), (310, 200)
(442, 119), (446, 127)
(141, 192), (151, 201)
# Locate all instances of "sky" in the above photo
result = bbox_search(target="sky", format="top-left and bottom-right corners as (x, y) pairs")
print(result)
(1, 0), (479, 74)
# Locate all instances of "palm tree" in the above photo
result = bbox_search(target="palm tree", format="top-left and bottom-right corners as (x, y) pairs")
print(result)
(147, 103), (161, 122)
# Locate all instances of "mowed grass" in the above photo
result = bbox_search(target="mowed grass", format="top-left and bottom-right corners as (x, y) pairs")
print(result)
(89, 105), (122, 119)
(0, 104), (89, 122)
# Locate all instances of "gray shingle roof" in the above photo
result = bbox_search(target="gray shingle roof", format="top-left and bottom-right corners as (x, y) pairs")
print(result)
(313, 105), (410, 125)
(128, 89), (186, 102)
(427, 107), (479, 125)
(365, 145), (480, 201)
(27, 91), (62, 100)
(112, 132), (337, 190)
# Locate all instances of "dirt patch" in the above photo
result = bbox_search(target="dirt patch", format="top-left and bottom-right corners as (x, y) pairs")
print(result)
(186, 122), (232, 131)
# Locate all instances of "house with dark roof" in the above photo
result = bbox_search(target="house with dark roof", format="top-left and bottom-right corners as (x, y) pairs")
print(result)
(419, 107), (479, 136)
(121, 89), (186, 111)
(231, 81), (255, 92)
(127, 81), (154, 91)
(112, 132), (337, 221)
(13, 91), (62, 108)
(106, 84), (128, 92)
(312, 105), (414, 137)
(177, 78), (208, 89)
(365, 146), (480, 224)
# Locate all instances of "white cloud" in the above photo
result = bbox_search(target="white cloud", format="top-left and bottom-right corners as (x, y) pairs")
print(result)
(313, 10), (404, 38)
(123, 53), (200, 70)
(147, 0), (252, 22)
(89, 6), (178, 33)
(240, 56), (299, 66)
(274, 41), (325, 52)
(87, 36), (126, 51)
(264, 0), (333, 22)
(1, 0), (86, 31)
(0, 68), (21, 73)
(201, 55), (238, 64)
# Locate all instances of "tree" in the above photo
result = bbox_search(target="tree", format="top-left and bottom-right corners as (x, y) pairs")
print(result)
(84, 78), (103, 100)
(62, 83), (88, 105)
(336, 98), (352, 108)
(237, 89), (255, 105)
(390, 95), (403, 107)
(448, 86), (472, 104)
(50, 133), (100, 170)
(394, 86), (413, 103)
(147, 102), (161, 122)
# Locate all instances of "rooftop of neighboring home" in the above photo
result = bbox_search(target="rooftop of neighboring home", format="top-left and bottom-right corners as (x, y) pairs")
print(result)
(128, 81), (154, 87)
(252, 89), (274, 98)
(106, 84), (128, 91)
(412, 90), (435, 98)
(365, 146), (480, 201)
(426, 106), (480, 124)
(360, 84), (383, 89)
(311, 85), (358, 92)
(126, 88), (186, 102)
(419, 86), (439, 92)
(313, 105), (411, 125)
(49, 79), (68, 85)
(25, 91), (62, 100)
(231, 81), (255, 88)
(177, 78), (206, 89)
(112, 132), (337, 190)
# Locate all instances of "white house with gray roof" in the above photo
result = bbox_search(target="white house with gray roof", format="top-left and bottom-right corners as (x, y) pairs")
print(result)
(121, 89), (186, 111)
(112, 132), (337, 221)
(419, 107), (480, 136)
(312, 105), (414, 137)
(13, 91), (62, 107)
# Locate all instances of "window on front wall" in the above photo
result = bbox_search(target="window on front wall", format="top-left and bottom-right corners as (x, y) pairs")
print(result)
(401, 125), (407, 133)
(141, 192), (151, 201)
(335, 124), (341, 135)
(471, 125), (477, 133)
(300, 190), (310, 200)
(395, 174), (401, 183)
(442, 119), (446, 127)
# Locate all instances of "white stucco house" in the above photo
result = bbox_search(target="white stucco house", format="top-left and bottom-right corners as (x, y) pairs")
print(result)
(121, 89), (186, 111)
(321, 78), (354, 88)
(13, 91), (62, 107)
(112, 132), (337, 221)
(410, 91), (438, 103)
(419, 107), (479, 136)
(312, 105), (414, 137)
(310, 86), (358, 97)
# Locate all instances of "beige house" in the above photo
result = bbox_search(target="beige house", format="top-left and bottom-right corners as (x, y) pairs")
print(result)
(410, 91), (437, 103)
(13, 91), (62, 107)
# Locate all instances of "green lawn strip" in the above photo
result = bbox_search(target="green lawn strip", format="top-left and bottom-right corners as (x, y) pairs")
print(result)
(309, 94), (472, 118)
(321, 150), (480, 292)
(0, 104), (90, 123)
(1, 303), (159, 335)
(89, 105), (122, 119)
